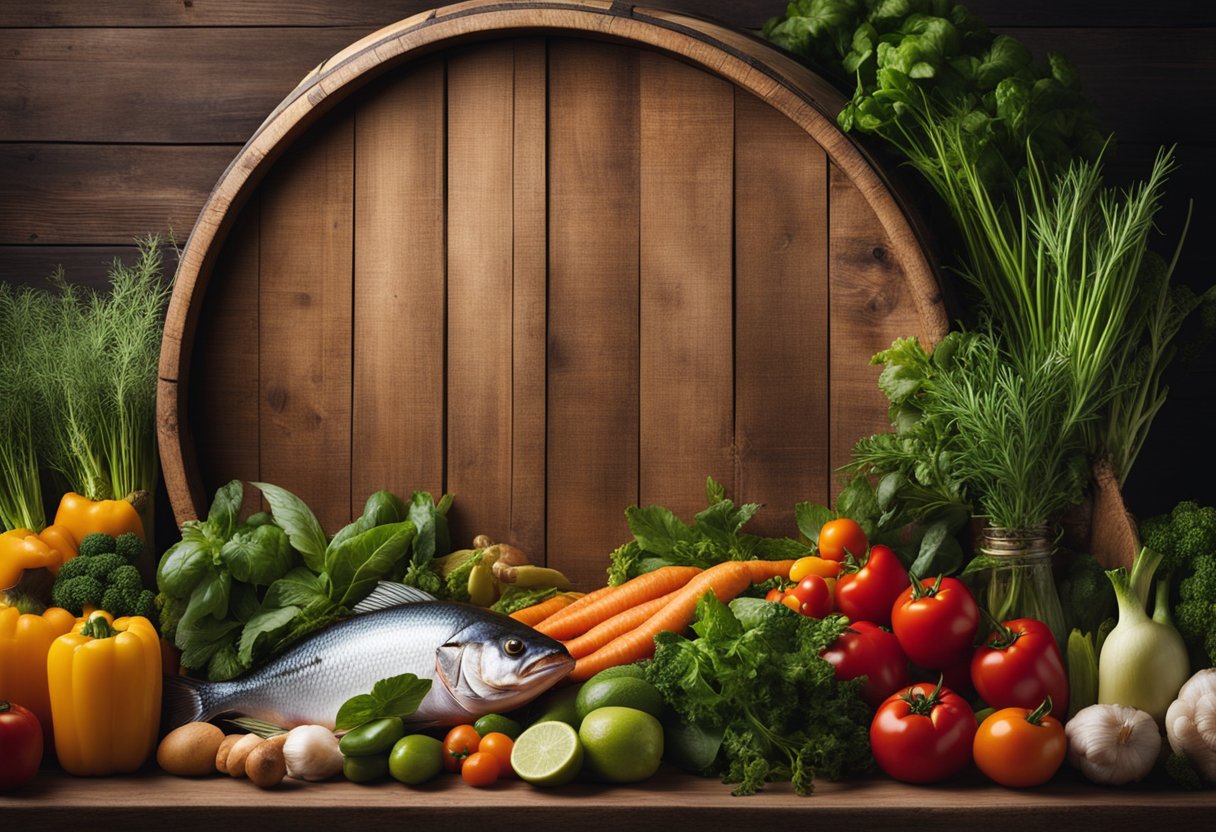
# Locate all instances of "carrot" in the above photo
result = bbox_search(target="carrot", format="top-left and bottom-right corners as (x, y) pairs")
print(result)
(743, 559), (796, 584)
(569, 561), (752, 681)
(532, 584), (616, 630)
(535, 566), (702, 641)
(510, 592), (581, 627)
(561, 589), (678, 659)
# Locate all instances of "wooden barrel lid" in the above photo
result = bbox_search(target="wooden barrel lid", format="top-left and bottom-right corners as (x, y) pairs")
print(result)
(158, 0), (947, 587)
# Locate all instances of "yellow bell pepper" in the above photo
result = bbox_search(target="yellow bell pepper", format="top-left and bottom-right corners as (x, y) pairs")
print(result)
(0, 606), (76, 747)
(0, 530), (64, 590)
(53, 492), (145, 546)
(47, 612), (162, 775)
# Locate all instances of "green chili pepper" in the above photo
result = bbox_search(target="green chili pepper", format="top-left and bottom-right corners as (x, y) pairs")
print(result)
(339, 716), (406, 757)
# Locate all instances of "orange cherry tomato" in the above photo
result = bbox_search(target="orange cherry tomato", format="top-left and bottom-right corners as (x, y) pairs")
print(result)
(765, 588), (786, 603)
(478, 732), (515, 778)
(442, 724), (482, 772)
(781, 594), (801, 613)
(817, 518), (869, 562)
(972, 698), (1066, 788)
(789, 556), (842, 582)
(461, 751), (501, 787)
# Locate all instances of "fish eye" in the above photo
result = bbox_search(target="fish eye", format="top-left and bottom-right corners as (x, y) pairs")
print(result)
(503, 637), (525, 656)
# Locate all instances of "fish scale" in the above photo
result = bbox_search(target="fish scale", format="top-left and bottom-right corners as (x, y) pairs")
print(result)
(165, 599), (574, 730)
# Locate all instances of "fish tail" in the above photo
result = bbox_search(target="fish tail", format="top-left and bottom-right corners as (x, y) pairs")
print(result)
(163, 674), (221, 730)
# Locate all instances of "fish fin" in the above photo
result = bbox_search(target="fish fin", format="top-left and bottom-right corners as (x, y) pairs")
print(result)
(227, 717), (289, 738)
(352, 581), (437, 614)
(163, 673), (209, 730)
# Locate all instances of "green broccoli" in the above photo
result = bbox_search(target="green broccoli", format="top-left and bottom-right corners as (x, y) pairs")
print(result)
(50, 554), (154, 618)
(156, 591), (187, 643)
(114, 532), (144, 564)
(77, 532), (117, 559)
(1057, 550), (1116, 635)
(1142, 500), (1216, 668)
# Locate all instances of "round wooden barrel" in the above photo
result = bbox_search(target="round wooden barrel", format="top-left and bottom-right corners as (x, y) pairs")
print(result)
(158, 0), (948, 589)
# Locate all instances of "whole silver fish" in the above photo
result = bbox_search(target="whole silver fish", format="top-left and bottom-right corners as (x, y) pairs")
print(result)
(165, 584), (573, 730)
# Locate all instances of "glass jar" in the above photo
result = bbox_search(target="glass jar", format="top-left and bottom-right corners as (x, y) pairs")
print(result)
(976, 526), (1068, 649)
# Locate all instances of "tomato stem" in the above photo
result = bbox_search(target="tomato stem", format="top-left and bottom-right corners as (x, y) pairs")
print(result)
(1026, 696), (1053, 726)
(899, 676), (946, 716)
(909, 573), (944, 601)
(0, 700), (10, 714)
(981, 608), (1020, 649)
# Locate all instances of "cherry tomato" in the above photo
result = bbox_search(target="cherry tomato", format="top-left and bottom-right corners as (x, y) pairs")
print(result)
(460, 751), (501, 787)
(817, 518), (869, 562)
(442, 724), (482, 772)
(477, 732), (515, 778)
(970, 617), (1068, 720)
(821, 622), (910, 708)
(765, 588), (786, 603)
(870, 680), (976, 784)
(834, 544), (908, 628)
(0, 701), (42, 791)
(786, 575), (833, 618)
(891, 576), (979, 669)
(789, 556), (841, 582)
(973, 697), (1066, 788)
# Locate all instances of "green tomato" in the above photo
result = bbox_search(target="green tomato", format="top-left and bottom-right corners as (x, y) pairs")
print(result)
(339, 717), (405, 757)
(389, 735), (445, 785)
(343, 753), (389, 783)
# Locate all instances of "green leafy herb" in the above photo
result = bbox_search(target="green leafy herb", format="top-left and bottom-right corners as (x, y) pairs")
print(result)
(491, 585), (559, 616)
(0, 285), (47, 530)
(335, 673), (433, 732)
(254, 482), (328, 572)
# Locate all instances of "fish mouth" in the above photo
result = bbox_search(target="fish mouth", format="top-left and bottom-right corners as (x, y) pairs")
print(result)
(522, 650), (576, 681)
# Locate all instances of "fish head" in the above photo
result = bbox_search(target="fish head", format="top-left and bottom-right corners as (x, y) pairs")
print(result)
(435, 617), (574, 716)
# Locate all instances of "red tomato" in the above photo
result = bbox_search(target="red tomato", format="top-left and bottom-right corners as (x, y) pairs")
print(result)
(970, 617), (1068, 719)
(891, 576), (979, 669)
(765, 588), (786, 603)
(973, 698), (1066, 788)
(834, 544), (908, 628)
(821, 622), (910, 708)
(477, 732), (515, 778)
(817, 518), (869, 562)
(461, 751), (500, 787)
(870, 680), (976, 783)
(786, 575), (833, 618)
(442, 724), (482, 772)
(0, 701), (42, 791)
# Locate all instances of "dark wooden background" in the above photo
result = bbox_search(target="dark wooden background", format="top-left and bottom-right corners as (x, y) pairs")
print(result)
(1, 0), (1212, 524)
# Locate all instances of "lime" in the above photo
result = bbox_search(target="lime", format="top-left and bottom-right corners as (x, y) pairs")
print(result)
(578, 706), (664, 783)
(510, 721), (584, 787)
(474, 713), (522, 739)
(530, 684), (581, 727)
(575, 676), (664, 722)
(585, 664), (648, 683)
(388, 734), (444, 785)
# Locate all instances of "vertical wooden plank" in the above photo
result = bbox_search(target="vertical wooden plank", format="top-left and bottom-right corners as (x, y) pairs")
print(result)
(193, 199), (260, 517)
(510, 39), (548, 563)
(638, 53), (734, 519)
(259, 112), (354, 533)
(352, 62), (445, 511)
(734, 91), (829, 534)
(828, 165), (924, 501)
(446, 42), (515, 551)
(547, 40), (640, 590)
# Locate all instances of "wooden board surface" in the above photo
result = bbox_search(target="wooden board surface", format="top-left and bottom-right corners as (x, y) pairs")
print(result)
(3, 768), (1215, 832)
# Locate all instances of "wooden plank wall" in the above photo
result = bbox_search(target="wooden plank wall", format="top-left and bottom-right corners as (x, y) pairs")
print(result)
(1, 0), (1212, 529)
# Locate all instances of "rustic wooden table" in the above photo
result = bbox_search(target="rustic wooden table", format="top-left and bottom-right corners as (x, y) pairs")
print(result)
(3, 766), (1214, 831)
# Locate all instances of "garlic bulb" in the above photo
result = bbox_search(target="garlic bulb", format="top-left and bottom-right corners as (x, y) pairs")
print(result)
(282, 724), (343, 781)
(1166, 668), (1216, 783)
(1065, 703), (1161, 785)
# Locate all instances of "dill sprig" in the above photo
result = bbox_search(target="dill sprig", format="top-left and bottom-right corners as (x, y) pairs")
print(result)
(0, 285), (48, 530)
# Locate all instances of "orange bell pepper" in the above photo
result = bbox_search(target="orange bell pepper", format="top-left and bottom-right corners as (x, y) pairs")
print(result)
(47, 612), (162, 775)
(0, 530), (63, 590)
(0, 606), (77, 747)
(53, 492), (144, 546)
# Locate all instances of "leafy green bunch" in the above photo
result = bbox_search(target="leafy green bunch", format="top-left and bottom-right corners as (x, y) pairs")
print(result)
(646, 594), (871, 795)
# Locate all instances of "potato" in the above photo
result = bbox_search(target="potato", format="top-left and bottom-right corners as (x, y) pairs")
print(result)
(215, 734), (240, 772)
(245, 740), (288, 789)
(157, 722), (226, 777)
(225, 733), (264, 777)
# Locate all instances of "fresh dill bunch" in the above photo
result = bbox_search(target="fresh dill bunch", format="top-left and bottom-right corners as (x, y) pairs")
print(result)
(0, 284), (48, 530)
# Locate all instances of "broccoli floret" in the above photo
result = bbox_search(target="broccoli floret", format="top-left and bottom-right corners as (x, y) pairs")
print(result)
(80, 553), (127, 582)
(1143, 501), (1216, 574)
(51, 576), (105, 616)
(114, 532), (143, 564)
(156, 591), (187, 643)
(77, 532), (118, 559)
(1177, 555), (1216, 666)
(107, 565), (143, 591)
(101, 586), (157, 620)
(56, 555), (93, 581)
(1057, 551), (1117, 635)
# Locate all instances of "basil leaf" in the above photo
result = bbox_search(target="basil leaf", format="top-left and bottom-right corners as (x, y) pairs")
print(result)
(206, 480), (245, 540)
(229, 581), (262, 624)
(408, 492), (451, 568)
(238, 605), (302, 666)
(361, 490), (409, 527)
(157, 535), (211, 596)
(254, 482), (328, 572)
(207, 642), (249, 683)
(265, 567), (330, 609)
(794, 502), (835, 544)
(180, 569), (231, 630)
(335, 673), (433, 732)
(177, 613), (241, 669)
(626, 505), (695, 555)
(329, 515), (376, 552)
(220, 524), (295, 586)
(705, 476), (726, 506)
(909, 521), (964, 579)
(328, 521), (417, 608)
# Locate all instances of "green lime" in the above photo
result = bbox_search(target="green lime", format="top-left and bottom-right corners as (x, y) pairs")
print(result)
(530, 684), (581, 727)
(389, 734), (444, 785)
(585, 664), (648, 683)
(474, 713), (522, 739)
(662, 713), (723, 773)
(343, 753), (389, 783)
(575, 676), (664, 722)
(579, 706), (664, 783)
(510, 721), (584, 787)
